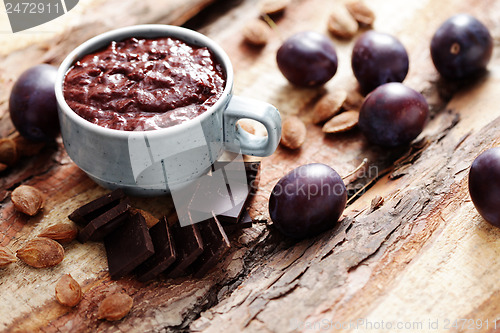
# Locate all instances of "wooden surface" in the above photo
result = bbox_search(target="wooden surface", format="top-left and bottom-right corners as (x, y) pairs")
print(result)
(1, 0), (500, 332)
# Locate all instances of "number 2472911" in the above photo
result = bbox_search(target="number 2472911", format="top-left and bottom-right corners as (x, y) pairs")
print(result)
(5, 2), (63, 14)
(443, 319), (497, 330)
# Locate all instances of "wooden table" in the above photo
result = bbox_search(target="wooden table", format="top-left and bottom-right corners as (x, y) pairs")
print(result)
(1, 0), (500, 331)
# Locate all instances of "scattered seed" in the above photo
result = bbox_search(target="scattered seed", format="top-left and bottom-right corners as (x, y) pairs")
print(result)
(312, 90), (348, 124)
(259, 0), (290, 15)
(11, 185), (45, 216)
(242, 19), (272, 46)
(237, 119), (256, 135)
(97, 293), (133, 321)
(12, 135), (45, 157)
(346, 0), (375, 26)
(371, 195), (384, 211)
(281, 116), (307, 150)
(322, 110), (359, 133)
(327, 6), (358, 39)
(0, 138), (18, 166)
(343, 90), (365, 110)
(38, 223), (78, 244)
(17, 237), (65, 268)
(0, 246), (17, 267)
(55, 274), (83, 307)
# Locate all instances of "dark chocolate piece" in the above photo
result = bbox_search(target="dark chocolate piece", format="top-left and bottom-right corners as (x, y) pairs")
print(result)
(216, 181), (253, 224)
(217, 161), (260, 224)
(213, 161), (261, 186)
(104, 212), (155, 279)
(68, 189), (126, 226)
(191, 214), (231, 278)
(188, 168), (254, 224)
(188, 169), (236, 223)
(165, 218), (204, 278)
(77, 199), (130, 243)
(245, 161), (261, 194)
(135, 217), (176, 282)
(221, 210), (253, 234)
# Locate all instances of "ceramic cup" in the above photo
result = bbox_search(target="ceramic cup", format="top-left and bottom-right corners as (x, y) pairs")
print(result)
(55, 25), (281, 196)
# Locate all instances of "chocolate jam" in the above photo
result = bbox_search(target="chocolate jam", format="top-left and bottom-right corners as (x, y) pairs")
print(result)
(63, 37), (226, 131)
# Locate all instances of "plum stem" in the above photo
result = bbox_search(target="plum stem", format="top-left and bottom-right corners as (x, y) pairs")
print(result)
(342, 158), (368, 180)
(261, 14), (282, 40)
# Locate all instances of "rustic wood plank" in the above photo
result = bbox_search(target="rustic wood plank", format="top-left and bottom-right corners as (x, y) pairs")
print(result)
(187, 0), (500, 332)
(0, 0), (222, 331)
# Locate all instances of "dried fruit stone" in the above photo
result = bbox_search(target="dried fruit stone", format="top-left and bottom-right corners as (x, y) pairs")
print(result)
(259, 0), (290, 15)
(312, 90), (347, 124)
(237, 119), (256, 135)
(55, 274), (82, 307)
(344, 90), (364, 110)
(280, 116), (307, 150)
(38, 223), (78, 243)
(0, 138), (18, 166)
(371, 195), (384, 211)
(16, 237), (64, 268)
(12, 134), (45, 157)
(0, 246), (17, 267)
(242, 19), (272, 46)
(346, 0), (375, 26)
(327, 6), (359, 39)
(322, 110), (359, 133)
(97, 293), (133, 321)
(11, 185), (45, 216)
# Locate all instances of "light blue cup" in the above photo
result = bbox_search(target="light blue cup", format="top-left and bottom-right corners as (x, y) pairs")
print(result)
(55, 25), (281, 196)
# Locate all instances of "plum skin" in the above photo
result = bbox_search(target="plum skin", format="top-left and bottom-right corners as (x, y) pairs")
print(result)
(469, 147), (500, 228)
(358, 83), (429, 147)
(276, 31), (338, 87)
(269, 163), (347, 239)
(351, 31), (409, 93)
(9, 64), (59, 141)
(430, 14), (493, 80)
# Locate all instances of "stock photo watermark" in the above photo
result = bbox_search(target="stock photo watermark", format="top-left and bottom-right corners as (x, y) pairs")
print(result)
(270, 160), (380, 201)
(290, 317), (500, 331)
(3, 0), (78, 33)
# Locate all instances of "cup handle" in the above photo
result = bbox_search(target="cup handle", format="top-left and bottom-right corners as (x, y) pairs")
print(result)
(223, 95), (281, 157)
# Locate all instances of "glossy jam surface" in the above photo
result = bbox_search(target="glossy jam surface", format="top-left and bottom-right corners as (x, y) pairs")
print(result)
(63, 37), (226, 131)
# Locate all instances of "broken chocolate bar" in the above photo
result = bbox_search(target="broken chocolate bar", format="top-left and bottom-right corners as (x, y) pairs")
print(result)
(188, 169), (237, 223)
(213, 160), (261, 175)
(165, 217), (204, 278)
(191, 214), (231, 278)
(215, 161), (260, 225)
(188, 161), (260, 226)
(221, 209), (253, 234)
(135, 216), (176, 282)
(213, 161), (261, 188)
(68, 189), (126, 226)
(77, 199), (130, 242)
(216, 181), (253, 224)
(104, 211), (154, 279)
(189, 172), (250, 225)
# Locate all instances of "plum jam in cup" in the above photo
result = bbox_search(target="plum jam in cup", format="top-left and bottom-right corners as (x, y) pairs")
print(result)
(55, 25), (281, 196)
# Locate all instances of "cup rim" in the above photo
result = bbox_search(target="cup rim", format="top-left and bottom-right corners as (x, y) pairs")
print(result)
(55, 24), (234, 138)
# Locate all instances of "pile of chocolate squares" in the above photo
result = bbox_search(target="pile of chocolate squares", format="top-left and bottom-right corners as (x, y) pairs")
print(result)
(68, 161), (260, 282)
